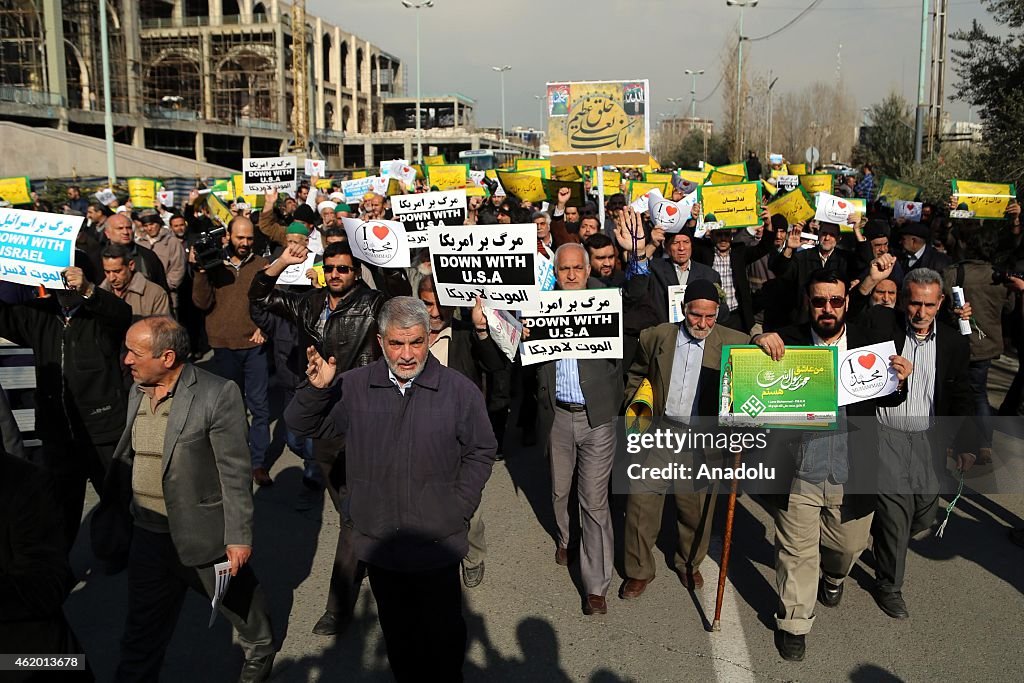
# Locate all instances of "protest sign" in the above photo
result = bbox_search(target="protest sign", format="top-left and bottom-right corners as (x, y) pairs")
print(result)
(536, 253), (556, 292)
(207, 192), (234, 227)
(799, 174), (833, 195)
(483, 305), (524, 362)
(423, 154), (446, 165)
(814, 192), (858, 225)
(542, 179), (585, 206)
(519, 289), (623, 366)
(697, 181), (763, 229)
(552, 165), (582, 182)
(315, 178), (332, 191)
(630, 187), (663, 213)
(0, 207), (82, 288)
(762, 181), (779, 197)
(469, 170), (487, 187)
(837, 341), (899, 407)
(894, 199), (923, 221)
(769, 154), (785, 165)
(644, 172), (673, 185)
(951, 180), (1017, 219)
(547, 80), (650, 165)
(676, 169), (709, 186)
(668, 284), (687, 324)
(127, 178), (158, 209)
(341, 176), (375, 205)
(628, 180), (670, 203)
(390, 190), (467, 248)
(305, 159), (326, 176)
(0, 177), (32, 205)
(370, 177), (403, 197)
(788, 163), (807, 175)
(380, 159), (417, 187)
(719, 345), (838, 429)
(515, 158), (552, 177)
(341, 217), (412, 268)
(230, 174), (263, 209)
(243, 156), (297, 194)
(715, 162), (748, 180)
(95, 188), (117, 207)
(768, 187), (817, 226)
(426, 164), (470, 191)
(650, 193), (697, 233)
(774, 175), (800, 192)
(157, 190), (175, 208)
(709, 169), (745, 185)
(428, 224), (539, 310)
(602, 170), (622, 196)
(876, 177), (920, 207)
(496, 170), (547, 203)
(351, 170), (368, 179)
(276, 250), (317, 287)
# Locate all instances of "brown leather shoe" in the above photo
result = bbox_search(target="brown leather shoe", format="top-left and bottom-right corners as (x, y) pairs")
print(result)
(582, 594), (607, 615)
(620, 577), (653, 600)
(253, 467), (274, 487)
(679, 569), (704, 590)
(555, 546), (569, 566)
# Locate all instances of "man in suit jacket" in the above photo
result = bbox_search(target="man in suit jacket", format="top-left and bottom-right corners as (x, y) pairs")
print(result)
(851, 256), (976, 621)
(535, 244), (624, 616)
(692, 218), (777, 332)
(750, 269), (913, 661)
(106, 317), (275, 683)
(638, 230), (722, 326)
(621, 279), (750, 601)
(770, 223), (855, 322)
(898, 221), (951, 274)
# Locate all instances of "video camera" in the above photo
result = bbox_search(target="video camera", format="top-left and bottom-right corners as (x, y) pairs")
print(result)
(992, 270), (1024, 286)
(192, 226), (227, 271)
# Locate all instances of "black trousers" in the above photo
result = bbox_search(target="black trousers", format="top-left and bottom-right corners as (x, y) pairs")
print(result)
(313, 436), (362, 620)
(872, 493), (939, 593)
(115, 527), (275, 682)
(367, 563), (466, 683)
(41, 439), (115, 550)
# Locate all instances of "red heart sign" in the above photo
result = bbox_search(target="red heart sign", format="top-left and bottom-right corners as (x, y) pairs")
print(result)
(371, 224), (390, 240)
(402, 166), (411, 173)
(857, 354), (875, 370)
(665, 205), (679, 217)
(837, 201), (847, 209)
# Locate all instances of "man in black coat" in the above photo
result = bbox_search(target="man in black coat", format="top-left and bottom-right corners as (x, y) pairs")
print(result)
(898, 221), (951, 274)
(0, 258), (132, 549)
(95, 213), (169, 293)
(851, 255), (976, 620)
(771, 223), (855, 323)
(750, 269), (913, 661)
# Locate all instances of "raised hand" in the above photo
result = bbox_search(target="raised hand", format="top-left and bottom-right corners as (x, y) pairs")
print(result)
(304, 345), (337, 389)
(615, 206), (646, 253)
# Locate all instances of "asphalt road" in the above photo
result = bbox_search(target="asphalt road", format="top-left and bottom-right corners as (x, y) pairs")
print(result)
(64, 363), (1024, 682)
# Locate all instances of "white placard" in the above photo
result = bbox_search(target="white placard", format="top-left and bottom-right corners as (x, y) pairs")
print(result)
(276, 250), (317, 286)
(630, 188), (662, 213)
(157, 190), (174, 208)
(428, 224), (539, 310)
(668, 284), (687, 324)
(243, 156), (298, 194)
(837, 341), (900, 407)
(536, 254), (556, 292)
(342, 217), (412, 268)
(390, 190), (468, 249)
(814, 192), (856, 225)
(483, 305), (524, 362)
(305, 159), (326, 176)
(95, 188), (117, 206)
(469, 170), (487, 187)
(0, 208), (83, 288)
(341, 176), (376, 205)
(519, 289), (623, 366)
(894, 199), (923, 221)
(651, 194), (697, 233)
(776, 175), (800, 191)
(380, 159), (417, 187)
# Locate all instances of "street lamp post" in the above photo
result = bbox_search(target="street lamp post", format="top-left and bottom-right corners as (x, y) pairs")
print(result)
(684, 68), (705, 122)
(492, 65), (511, 151)
(534, 94), (544, 132)
(766, 73), (778, 161)
(402, 0), (434, 163)
(727, 0), (757, 160)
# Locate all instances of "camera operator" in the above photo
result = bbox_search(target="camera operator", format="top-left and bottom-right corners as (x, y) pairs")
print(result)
(191, 216), (274, 486)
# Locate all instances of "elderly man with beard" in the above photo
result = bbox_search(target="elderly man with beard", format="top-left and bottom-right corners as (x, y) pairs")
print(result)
(621, 279), (750, 601)
(286, 297), (496, 681)
(417, 276), (508, 586)
(192, 216), (273, 486)
(533, 243), (624, 615)
(751, 269), (913, 661)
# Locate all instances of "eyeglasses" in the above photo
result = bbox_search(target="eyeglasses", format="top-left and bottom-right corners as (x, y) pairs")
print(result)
(322, 265), (355, 274)
(810, 296), (846, 309)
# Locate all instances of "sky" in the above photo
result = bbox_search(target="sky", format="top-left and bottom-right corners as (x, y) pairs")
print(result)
(308, 0), (994, 131)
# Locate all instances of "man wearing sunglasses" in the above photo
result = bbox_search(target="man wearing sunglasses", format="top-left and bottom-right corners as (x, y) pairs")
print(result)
(751, 269), (913, 662)
(249, 239), (385, 638)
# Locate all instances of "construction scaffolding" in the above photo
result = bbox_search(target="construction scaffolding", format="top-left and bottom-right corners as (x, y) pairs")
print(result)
(0, 0), (46, 92)
(62, 0), (131, 112)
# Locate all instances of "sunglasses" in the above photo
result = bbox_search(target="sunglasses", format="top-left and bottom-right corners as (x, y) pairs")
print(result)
(322, 265), (355, 274)
(810, 296), (846, 309)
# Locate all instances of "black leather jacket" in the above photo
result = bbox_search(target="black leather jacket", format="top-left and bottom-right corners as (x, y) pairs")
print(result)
(249, 271), (385, 372)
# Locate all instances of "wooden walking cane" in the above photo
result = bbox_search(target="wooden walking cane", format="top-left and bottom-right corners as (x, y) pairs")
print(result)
(712, 450), (743, 632)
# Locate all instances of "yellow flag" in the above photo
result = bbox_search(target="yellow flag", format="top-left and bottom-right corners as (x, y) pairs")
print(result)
(799, 174), (833, 195)
(0, 176), (32, 205)
(677, 169), (709, 185)
(496, 170), (547, 203)
(628, 181), (670, 202)
(426, 164), (470, 191)
(230, 174), (263, 209)
(207, 192), (234, 228)
(602, 170), (622, 196)
(514, 158), (552, 178)
(697, 181), (763, 229)
(315, 178), (332, 191)
(767, 187), (815, 226)
(423, 154), (446, 165)
(127, 178), (158, 209)
(952, 179), (1018, 219)
(552, 165), (582, 182)
(351, 170), (368, 180)
(788, 163), (807, 175)
(643, 172), (673, 185)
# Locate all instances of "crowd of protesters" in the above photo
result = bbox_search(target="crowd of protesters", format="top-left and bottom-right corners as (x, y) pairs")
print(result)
(1, 155), (1023, 680)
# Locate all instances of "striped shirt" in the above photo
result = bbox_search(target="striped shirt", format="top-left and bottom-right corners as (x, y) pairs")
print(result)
(877, 324), (936, 433)
(713, 250), (739, 311)
(555, 358), (586, 404)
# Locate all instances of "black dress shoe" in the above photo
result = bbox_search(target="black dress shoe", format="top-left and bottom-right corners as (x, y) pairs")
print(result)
(775, 631), (805, 661)
(873, 590), (909, 619)
(817, 577), (843, 607)
(312, 610), (339, 636)
(237, 653), (275, 683)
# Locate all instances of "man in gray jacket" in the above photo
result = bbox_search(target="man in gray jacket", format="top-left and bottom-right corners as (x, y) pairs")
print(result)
(107, 317), (275, 683)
